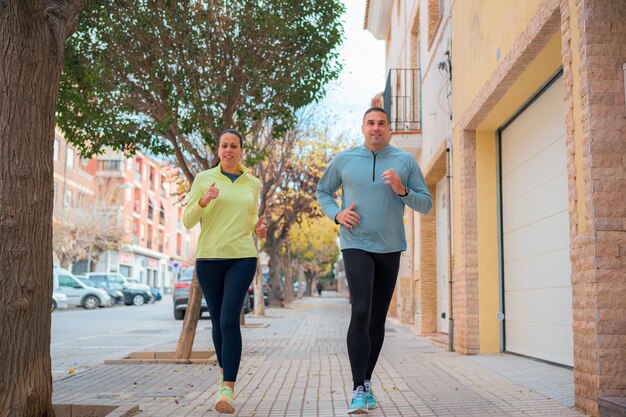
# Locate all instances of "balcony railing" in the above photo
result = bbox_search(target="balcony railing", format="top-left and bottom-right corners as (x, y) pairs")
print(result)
(383, 68), (422, 132)
(97, 159), (124, 172)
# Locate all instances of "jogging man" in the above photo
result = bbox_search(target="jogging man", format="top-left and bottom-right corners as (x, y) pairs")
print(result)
(316, 107), (432, 414)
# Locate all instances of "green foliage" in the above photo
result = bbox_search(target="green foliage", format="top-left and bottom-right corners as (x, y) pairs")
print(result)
(57, 0), (344, 180)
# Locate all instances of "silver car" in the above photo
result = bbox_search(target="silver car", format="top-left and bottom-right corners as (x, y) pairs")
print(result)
(53, 267), (111, 309)
(52, 291), (68, 312)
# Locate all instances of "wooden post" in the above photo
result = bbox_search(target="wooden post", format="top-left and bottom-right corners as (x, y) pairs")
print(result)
(253, 262), (265, 316)
(175, 269), (202, 360)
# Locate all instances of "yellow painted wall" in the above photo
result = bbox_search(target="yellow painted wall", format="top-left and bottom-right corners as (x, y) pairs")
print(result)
(450, 0), (565, 353)
(477, 33), (563, 131)
(450, 0), (545, 120)
(476, 130), (499, 353)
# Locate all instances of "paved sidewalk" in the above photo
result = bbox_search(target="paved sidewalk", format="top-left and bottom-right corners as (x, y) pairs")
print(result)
(53, 295), (587, 416)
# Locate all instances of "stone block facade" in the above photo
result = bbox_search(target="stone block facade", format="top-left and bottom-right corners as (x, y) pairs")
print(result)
(560, 0), (626, 414)
(450, 0), (626, 414)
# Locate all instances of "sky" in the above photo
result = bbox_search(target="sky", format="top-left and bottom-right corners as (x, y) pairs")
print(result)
(320, 0), (386, 140)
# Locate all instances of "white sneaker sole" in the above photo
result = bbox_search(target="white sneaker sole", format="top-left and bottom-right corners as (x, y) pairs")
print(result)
(347, 407), (368, 414)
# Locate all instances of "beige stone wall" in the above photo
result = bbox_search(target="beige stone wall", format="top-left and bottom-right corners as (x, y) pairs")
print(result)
(560, 0), (626, 414)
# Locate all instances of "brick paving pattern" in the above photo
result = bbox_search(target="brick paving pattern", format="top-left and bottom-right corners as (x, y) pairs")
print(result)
(53, 296), (588, 416)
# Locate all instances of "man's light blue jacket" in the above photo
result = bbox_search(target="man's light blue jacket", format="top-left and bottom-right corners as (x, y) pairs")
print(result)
(316, 144), (432, 253)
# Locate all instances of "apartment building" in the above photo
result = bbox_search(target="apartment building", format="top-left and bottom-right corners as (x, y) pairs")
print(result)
(53, 128), (96, 217)
(52, 130), (197, 293)
(88, 149), (198, 293)
(365, 0), (625, 415)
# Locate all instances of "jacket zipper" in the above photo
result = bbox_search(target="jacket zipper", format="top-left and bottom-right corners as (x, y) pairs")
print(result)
(372, 152), (377, 182)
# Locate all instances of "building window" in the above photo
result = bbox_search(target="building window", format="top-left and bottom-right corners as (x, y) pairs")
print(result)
(149, 167), (155, 190)
(53, 139), (59, 161)
(140, 224), (145, 239)
(66, 148), (75, 168)
(135, 159), (142, 183)
(184, 237), (189, 257)
(97, 159), (123, 171)
(134, 189), (141, 212)
(161, 180), (167, 198)
(64, 189), (72, 207)
(147, 225), (153, 249)
(119, 265), (132, 278)
(159, 204), (165, 225)
(148, 199), (154, 219)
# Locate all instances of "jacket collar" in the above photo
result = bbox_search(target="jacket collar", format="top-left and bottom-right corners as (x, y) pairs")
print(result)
(358, 143), (392, 155)
(215, 162), (248, 176)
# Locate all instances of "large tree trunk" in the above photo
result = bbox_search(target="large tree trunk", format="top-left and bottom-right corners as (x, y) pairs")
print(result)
(282, 255), (294, 305)
(296, 264), (304, 299)
(0, 1), (85, 416)
(304, 269), (314, 297)
(267, 248), (284, 307)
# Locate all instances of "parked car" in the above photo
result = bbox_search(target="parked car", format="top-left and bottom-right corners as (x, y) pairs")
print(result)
(293, 281), (307, 295)
(85, 273), (153, 306)
(52, 291), (68, 312)
(76, 275), (125, 304)
(150, 286), (162, 301)
(174, 267), (254, 320)
(173, 267), (208, 320)
(77, 277), (116, 306)
(247, 281), (269, 311)
(53, 267), (111, 309)
(126, 279), (162, 302)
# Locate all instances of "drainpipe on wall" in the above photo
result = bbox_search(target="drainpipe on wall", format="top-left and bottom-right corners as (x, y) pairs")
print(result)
(447, 134), (454, 352)
(443, 47), (454, 352)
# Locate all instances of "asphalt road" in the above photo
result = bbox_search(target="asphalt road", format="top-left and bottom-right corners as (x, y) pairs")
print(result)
(51, 298), (206, 380)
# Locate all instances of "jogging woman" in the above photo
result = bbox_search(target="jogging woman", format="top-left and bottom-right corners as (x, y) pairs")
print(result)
(183, 129), (267, 414)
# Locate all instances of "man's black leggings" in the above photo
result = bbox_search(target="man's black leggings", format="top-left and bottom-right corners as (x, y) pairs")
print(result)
(342, 249), (401, 388)
(196, 258), (256, 382)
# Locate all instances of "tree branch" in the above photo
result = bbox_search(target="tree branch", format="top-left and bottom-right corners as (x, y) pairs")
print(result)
(47, 0), (86, 44)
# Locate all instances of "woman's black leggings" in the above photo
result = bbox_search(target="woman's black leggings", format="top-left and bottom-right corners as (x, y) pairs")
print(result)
(196, 258), (256, 382)
(342, 249), (401, 388)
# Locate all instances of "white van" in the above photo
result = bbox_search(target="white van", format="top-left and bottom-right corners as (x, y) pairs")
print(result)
(53, 267), (112, 309)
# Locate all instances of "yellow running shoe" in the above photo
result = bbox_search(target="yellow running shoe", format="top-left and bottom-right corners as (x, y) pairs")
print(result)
(214, 385), (235, 414)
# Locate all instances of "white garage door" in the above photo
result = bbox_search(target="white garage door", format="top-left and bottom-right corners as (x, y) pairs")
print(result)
(500, 75), (573, 366)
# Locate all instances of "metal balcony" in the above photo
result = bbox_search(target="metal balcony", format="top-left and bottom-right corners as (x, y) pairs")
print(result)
(383, 68), (422, 132)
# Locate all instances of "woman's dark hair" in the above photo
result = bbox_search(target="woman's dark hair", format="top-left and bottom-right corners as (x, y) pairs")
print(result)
(218, 129), (243, 147)
(211, 129), (244, 168)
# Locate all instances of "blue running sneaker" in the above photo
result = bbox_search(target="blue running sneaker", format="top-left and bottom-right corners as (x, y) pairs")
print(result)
(364, 381), (377, 409)
(348, 386), (368, 414)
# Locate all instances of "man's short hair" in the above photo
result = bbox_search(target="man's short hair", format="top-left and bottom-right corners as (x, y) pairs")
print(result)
(363, 107), (390, 123)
